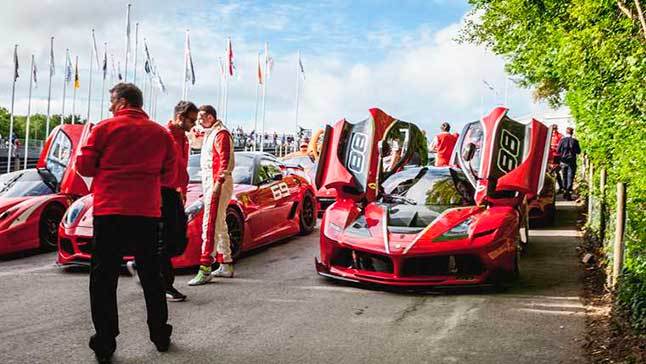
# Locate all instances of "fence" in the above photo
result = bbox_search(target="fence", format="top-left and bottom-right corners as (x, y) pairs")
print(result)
(582, 155), (628, 288)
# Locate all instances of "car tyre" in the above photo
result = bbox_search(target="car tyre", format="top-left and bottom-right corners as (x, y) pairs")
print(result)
(39, 203), (65, 251)
(226, 208), (244, 259)
(299, 193), (316, 235)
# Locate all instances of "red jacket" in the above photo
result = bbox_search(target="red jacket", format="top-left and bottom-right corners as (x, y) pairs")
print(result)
(434, 132), (458, 167)
(213, 129), (234, 183)
(76, 108), (176, 217)
(164, 121), (190, 195)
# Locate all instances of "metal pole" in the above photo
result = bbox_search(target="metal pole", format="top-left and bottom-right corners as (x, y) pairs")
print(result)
(45, 37), (54, 137)
(24, 55), (35, 169)
(294, 51), (301, 140)
(124, 4), (131, 82)
(133, 22), (139, 85)
(72, 56), (79, 124)
(612, 183), (626, 287)
(100, 43), (107, 120)
(587, 163), (594, 225)
(260, 42), (268, 152)
(599, 168), (607, 240)
(86, 30), (95, 124)
(61, 49), (69, 126)
(7, 45), (18, 173)
(182, 30), (188, 100)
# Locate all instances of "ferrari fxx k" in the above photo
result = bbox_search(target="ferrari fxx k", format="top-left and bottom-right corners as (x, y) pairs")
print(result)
(57, 152), (317, 268)
(315, 107), (550, 287)
(0, 124), (90, 254)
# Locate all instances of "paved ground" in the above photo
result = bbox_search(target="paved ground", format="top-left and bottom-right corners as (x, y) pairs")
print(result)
(0, 201), (586, 363)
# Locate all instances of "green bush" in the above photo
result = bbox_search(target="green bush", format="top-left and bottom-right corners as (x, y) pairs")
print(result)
(462, 0), (645, 330)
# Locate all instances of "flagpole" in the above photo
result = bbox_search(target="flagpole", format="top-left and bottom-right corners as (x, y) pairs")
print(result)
(254, 52), (261, 144)
(86, 30), (96, 124)
(24, 55), (35, 169)
(6, 45), (18, 173)
(45, 37), (54, 137)
(260, 42), (268, 152)
(182, 29), (189, 100)
(72, 56), (78, 124)
(124, 3), (131, 82)
(294, 51), (301, 140)
(149, 58), (155, 111)
(100, 43), (107, 120)
(133, 22), (139, 85)
(216, 58), (222, 113)
(61, 49), (70, 126)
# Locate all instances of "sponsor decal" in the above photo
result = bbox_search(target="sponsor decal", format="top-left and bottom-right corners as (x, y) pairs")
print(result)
(270, 182), (290, 200)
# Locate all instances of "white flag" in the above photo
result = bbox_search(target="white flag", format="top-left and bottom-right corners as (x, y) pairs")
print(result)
(92, 29), (100, 67)
(49, 38), (55, 76)
(185, 31), (195, 85)
(64, 49), (73, 83)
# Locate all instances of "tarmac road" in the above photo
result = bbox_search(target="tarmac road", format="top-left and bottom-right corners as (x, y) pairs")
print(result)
(0, 201), (585, 364)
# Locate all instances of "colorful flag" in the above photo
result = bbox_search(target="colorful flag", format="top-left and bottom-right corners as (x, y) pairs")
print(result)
(227, 37), (234, 76)
(257, 52), (263, 85)
(102, 45), (107, 80)
(13, 46), (19, 81)
(185, 32), (196, 85)
(33, 60), (38, 88)
(74, 57), (80, 89)
(65, 49), (73, 83)
(298, 53), (305, 80)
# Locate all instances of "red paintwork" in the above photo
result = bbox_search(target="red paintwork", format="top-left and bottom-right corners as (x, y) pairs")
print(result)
(57, 159), (317, 268)
(0, 124), (87, 255)
(315, 108), (549, 287)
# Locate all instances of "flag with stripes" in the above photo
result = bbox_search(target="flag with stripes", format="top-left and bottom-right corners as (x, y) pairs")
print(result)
(227, 38), (234, 77)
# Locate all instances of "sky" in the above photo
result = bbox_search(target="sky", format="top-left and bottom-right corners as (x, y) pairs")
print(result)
(0, 0), (570, 136)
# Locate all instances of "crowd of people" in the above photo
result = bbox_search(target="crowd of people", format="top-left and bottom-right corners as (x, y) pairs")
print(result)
(188, 124), (299, 152)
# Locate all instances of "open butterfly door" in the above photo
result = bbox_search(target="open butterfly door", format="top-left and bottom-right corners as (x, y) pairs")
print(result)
(314, 108), (427, 203)
(455, 107), (550, 205)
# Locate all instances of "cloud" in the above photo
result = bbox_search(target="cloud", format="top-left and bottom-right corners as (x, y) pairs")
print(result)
(0, 0), (552, 139)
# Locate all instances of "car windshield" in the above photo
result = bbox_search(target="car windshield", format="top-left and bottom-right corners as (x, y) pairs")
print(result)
(383, 167), (475, 206)
(283, 156), (314, 170)
(188, 153), (254, 185)
(0, 169), (54, 198)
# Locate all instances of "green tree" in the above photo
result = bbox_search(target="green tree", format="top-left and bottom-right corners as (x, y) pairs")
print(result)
(461, 0), (646, 330)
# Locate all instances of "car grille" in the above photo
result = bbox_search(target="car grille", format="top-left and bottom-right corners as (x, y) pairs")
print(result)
(59, 238), (74, 254)
(77, 238), (93, 254)
(318, 198), (335, 211)
(401, 255), (483, 277)
(331, 247), (393, 273)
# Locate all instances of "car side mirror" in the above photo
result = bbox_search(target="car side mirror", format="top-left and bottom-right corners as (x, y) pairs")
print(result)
(462, 142), (476, 162)
(272, 173), (283, 181)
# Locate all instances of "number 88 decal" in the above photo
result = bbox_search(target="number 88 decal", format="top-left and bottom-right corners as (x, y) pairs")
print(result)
(497, 129), (521, 173)
(347, 132), (367, 173)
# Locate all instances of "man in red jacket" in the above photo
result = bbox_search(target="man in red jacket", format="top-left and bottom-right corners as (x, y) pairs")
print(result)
(76, 83), (176, 362)
(188, 105), (235, 285)
(430, 122), (458, 167)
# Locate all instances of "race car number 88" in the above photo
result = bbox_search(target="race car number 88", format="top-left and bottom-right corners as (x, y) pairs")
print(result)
(347, 132), (367, 173)
(497, 129), (521, 173)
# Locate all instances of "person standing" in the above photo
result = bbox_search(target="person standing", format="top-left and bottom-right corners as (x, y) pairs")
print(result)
(188, 105), (236, 286)
(430, 122), (458, 167)
(557, 127), (581, 201)
(77, 83), (176, 362)
(549, 124), (564, 193)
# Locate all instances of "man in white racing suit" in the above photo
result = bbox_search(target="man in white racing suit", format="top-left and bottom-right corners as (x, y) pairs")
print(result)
(188, 105), (236, 286)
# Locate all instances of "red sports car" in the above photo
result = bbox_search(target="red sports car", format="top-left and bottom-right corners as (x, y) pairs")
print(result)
(281, 154), (337, 216)
(57, 152), (317, 268)
(314, 107), (550, 287)
(0, 124), (90, 255)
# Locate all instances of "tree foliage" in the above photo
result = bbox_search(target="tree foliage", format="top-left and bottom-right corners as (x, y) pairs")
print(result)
(0, 107), (85, 141)
(462, 0), (645, 330)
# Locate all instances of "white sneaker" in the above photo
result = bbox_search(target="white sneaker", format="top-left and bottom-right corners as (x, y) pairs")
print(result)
(126, 261), (140, 284)
(211, 263), (234, 278)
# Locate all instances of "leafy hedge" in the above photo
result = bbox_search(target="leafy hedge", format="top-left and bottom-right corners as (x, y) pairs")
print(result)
(461, 0), (645, 330)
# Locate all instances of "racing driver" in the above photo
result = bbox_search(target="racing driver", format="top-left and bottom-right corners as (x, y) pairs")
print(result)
(188, 105), (236, 286)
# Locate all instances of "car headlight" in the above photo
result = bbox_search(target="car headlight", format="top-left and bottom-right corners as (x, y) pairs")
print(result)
(433, 218), (473, 242)
(323, 221), (344, 240)
(64, 199), (86, 227)
(185, 200), (204, 222)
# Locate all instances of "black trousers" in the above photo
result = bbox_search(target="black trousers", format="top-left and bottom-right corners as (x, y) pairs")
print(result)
(90, 215), (171, 354)
(159, 188), (188, 289)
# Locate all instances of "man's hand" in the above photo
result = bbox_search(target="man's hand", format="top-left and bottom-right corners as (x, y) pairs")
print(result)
(213, 181), (222, 197)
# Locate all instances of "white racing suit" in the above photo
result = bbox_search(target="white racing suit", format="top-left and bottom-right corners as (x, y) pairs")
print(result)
(199, 123), (235, 266)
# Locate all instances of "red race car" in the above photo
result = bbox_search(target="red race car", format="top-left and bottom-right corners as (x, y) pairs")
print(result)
(0, 124), (90, 255)
(57, 152), (317, 268)
(314, 107), (550, 288)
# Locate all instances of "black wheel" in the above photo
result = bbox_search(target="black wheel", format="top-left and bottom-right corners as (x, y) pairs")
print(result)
(39, 204), (65, 250)
(226, 208), (244, 259)
(299, 193), (316, 235)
